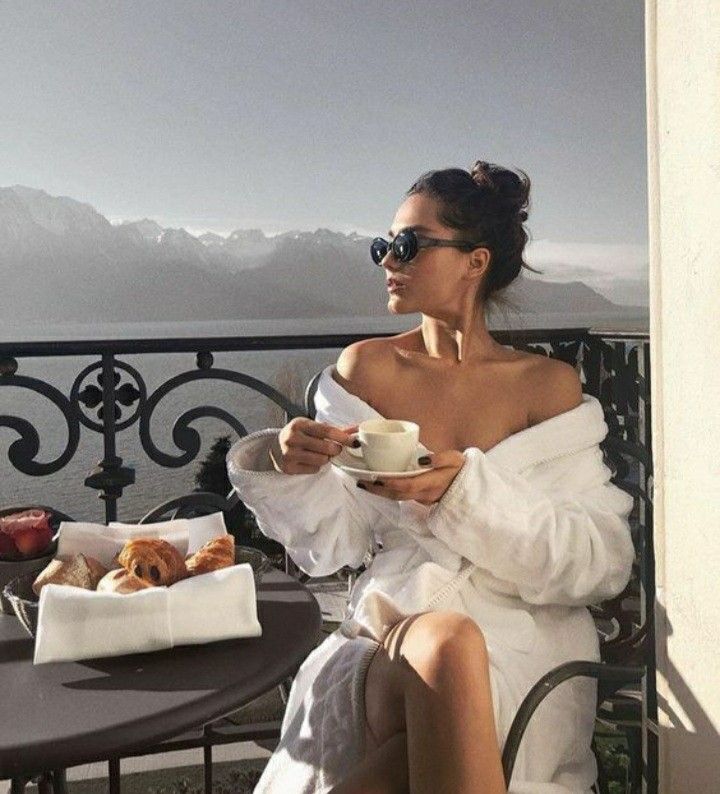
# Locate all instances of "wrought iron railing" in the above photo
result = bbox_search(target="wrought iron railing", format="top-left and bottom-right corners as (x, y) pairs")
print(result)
(0, 325), (654, 791)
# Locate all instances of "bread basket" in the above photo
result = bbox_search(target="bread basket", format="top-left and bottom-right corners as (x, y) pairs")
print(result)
(3, 545), (273, 638)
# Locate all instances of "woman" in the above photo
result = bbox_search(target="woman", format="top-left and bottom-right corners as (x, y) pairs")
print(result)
(227, 160), (635, 793)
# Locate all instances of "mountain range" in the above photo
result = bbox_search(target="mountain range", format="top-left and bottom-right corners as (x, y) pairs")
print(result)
(0, 186), (647, 326)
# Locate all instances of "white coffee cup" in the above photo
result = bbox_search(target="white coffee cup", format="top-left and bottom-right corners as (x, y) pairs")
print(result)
(348, 419), (420, 472)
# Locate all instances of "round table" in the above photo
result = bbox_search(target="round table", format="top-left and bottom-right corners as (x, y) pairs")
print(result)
(0, 568), (322, 786)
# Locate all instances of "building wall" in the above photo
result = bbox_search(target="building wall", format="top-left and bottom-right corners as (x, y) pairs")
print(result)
(645, 1), (720, 790)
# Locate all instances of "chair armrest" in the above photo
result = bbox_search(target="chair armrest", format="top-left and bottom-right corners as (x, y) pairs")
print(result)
(501, 660), (645, 785)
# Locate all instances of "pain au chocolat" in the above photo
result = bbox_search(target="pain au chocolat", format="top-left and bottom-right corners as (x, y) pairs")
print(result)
(117, 537), (188, 586)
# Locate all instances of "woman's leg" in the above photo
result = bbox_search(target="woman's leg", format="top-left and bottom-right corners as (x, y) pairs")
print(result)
(355, 611), (507, 794)
(327, 731), (408, 794)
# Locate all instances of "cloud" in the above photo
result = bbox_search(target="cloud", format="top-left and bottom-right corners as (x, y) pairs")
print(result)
(526, 239), (647, 277)
(525, 239), (649, 306)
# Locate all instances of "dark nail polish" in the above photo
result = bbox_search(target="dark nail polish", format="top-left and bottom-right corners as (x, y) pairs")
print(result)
(351, 439), (361, 448)
(356, 482), (366, 489)
(418, 455), (431, 465)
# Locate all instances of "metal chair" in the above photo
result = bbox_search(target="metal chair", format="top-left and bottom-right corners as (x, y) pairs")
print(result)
(501, 427), (653, 792)
(136, 490), (230, 523)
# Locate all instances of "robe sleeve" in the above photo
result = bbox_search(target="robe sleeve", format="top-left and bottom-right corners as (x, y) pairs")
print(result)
(226, 428), (378, 577)
(425, 445), (636, 606)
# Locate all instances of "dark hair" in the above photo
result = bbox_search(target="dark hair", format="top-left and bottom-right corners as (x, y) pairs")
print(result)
(406, 160), (543, 315)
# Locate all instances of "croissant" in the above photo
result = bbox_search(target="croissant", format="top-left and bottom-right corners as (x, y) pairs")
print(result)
(185, 534), (234, 576)
(96, 567), (152, 594)
(117, 538), (187, 586)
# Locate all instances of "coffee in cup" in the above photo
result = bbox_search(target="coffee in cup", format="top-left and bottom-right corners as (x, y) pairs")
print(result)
(348, 419), (419, 472)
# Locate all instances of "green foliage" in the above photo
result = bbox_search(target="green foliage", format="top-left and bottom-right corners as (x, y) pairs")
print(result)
(194, 434), (233, 496)
(595, 734), (633, 793)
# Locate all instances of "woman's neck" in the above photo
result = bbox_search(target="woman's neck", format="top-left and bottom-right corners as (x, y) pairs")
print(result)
(419, 312), (503, 366)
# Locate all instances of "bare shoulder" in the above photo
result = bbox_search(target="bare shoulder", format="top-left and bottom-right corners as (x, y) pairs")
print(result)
(332, 338), (395, 403)
(526, 354), (584, 425)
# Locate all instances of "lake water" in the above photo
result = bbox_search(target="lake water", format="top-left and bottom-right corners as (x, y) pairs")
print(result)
(0, 311), (648, 522)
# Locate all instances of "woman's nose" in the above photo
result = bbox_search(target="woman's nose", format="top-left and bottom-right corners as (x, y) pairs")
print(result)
(382, 250), (403, 272)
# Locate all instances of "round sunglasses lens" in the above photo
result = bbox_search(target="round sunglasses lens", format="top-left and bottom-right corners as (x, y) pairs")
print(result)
(370, 239), (389, 265)
(393, 230), (417, 262)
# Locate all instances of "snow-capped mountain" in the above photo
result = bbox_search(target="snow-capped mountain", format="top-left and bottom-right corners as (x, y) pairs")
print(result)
(120, 218), (164, 242)
(6, 185), (112, 237)
(0, 185), (647, 325)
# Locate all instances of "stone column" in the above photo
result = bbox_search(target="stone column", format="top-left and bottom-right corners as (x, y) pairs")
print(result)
(645, 1), (720, 790)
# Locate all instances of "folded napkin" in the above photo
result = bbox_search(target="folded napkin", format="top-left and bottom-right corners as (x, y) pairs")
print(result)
(56, 512), (228, 568)
(34, 564), (262, 664)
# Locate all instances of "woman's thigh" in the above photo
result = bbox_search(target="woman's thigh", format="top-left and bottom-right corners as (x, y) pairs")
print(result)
(362, 610), (489, 752)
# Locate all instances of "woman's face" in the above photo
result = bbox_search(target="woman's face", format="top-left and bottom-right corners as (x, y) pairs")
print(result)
(382, 193), (481, 317)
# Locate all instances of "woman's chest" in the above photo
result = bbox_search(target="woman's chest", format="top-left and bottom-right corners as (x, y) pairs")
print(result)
(366, 366), (530, 453)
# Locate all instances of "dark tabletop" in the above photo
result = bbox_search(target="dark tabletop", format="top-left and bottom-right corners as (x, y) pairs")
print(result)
(0, 568), (322, 779)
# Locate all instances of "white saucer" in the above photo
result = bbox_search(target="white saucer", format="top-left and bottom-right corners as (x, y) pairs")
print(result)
(331, 444), (430, 482)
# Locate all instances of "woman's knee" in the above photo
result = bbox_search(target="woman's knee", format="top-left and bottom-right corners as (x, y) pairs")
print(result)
(390, 611), (488, 682)
(364, 612), (489, 748)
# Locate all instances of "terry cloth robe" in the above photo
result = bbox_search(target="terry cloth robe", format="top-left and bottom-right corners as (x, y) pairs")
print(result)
(226, 363), (635, 794)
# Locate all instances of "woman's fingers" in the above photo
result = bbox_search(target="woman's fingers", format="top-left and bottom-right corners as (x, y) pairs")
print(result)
(283, 420), (357, 458)
(358, 473), (433, 497)
(303, 420), (357, 443)
(415, 450), (465, 470)
(301, 421), (358, 453)
(289, 433), (343, 457)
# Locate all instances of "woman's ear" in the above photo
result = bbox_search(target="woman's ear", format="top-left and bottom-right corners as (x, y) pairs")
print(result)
(468, 246), (491, 277)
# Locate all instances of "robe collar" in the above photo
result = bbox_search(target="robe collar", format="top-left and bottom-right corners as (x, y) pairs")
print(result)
(313, 364), (608, 473)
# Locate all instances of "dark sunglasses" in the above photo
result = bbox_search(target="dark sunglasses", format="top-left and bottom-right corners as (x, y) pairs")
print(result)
(370, 228), (488, 266)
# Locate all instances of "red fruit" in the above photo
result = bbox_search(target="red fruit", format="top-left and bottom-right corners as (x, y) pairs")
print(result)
(0, 509), (52, 536)
(11, 525), (54, 558)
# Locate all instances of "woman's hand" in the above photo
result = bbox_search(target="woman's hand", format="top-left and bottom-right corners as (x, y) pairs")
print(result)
(273, 418), (360, 475)
(356, 450), (466, 505)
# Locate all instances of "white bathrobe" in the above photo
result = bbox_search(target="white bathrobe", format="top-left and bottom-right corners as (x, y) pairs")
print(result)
(226, 364), (635, 794)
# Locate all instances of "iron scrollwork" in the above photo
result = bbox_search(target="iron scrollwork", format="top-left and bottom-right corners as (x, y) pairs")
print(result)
(138, 367), (304, 468)
(0, 361), (81, 476)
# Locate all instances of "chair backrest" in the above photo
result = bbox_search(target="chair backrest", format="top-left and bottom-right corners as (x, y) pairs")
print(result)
(304, 369), (324, 420)
(138, 491), (233, 524)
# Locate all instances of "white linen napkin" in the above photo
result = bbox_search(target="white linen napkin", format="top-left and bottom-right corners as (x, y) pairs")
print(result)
(33, 563), (262, 664)
(168, 564), (261, 646)
(56, 512), (228, 567)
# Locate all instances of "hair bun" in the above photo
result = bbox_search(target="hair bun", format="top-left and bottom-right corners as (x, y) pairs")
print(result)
(470, 159), (530, 223)
(470, 160), (495, 189)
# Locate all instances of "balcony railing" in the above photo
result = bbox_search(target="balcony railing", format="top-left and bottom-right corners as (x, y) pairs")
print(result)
(0, 323), (655, 792)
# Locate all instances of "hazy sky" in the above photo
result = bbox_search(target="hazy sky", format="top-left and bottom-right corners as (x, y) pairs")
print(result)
(1, 0), (647, 296)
